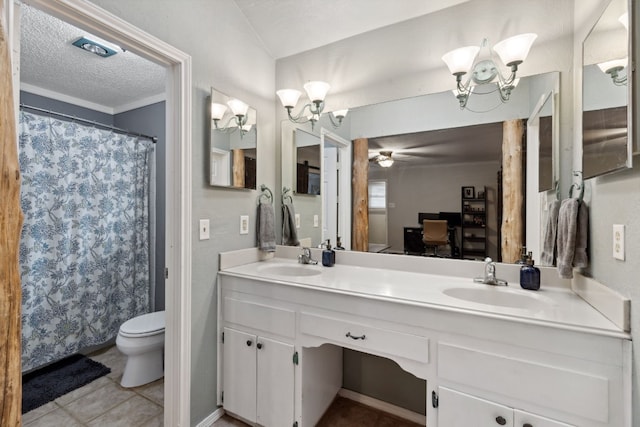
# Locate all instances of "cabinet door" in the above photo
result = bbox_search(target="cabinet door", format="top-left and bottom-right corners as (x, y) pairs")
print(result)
(514, 409), (575, 427)
(256, 337), (295, 427)
(438, 387), (513, 427)
(222, 327), (257, 423)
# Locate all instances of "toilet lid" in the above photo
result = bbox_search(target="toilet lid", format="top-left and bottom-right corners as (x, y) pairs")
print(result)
(120, 310), (165, 336)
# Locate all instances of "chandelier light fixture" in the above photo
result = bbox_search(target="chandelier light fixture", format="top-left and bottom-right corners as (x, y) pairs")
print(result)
(442, 33), (537, 110)
(211, 98), (253, 137)
(276, 81), (348, 130)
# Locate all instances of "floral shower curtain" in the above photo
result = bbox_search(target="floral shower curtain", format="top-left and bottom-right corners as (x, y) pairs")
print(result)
(18, 110), (154, 371)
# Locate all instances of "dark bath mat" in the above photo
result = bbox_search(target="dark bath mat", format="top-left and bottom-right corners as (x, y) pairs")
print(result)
(22, 353), (111, 413)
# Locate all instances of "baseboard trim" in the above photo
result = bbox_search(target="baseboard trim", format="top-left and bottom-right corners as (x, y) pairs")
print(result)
(195, 407), (225, 427)
(338, 388), (426, 425)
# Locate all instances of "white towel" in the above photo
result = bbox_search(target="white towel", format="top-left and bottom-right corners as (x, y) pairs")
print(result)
(556, 198), (579, 279)
(540, 200), (560, 266)
(256, 201), (276, 252)
(281, 202), (299, 246)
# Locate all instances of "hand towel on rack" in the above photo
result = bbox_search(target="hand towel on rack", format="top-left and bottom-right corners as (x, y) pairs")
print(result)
(282, 202), (299, 246)
(556, 198), (579, 279)
(257, 201), (276, 252)
(573, 200), (589, 268)
(540, 199), (561, 266)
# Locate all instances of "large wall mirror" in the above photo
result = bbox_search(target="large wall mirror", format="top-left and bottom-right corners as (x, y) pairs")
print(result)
(281, 72), (559, 260)
(582, 0), (633, 179)
(209, 88), (257, 189)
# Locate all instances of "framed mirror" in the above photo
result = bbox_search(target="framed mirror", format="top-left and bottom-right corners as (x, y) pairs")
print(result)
(209, 88), (257, 189)
(582, 0), (633, 179)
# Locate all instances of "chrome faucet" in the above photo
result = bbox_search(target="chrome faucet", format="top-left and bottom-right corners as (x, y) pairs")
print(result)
(298, 247), (318, 265)
(474, 257), (508, 286)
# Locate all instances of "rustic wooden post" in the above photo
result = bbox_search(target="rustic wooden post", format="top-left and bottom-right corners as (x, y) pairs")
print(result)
(351, 138), (369, 252)
(501, 119), (524, 263)
(0, 3), (24, 424)
(232, 148), (245, 187)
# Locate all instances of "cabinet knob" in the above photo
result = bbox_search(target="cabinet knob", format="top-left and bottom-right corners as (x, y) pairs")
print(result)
(495, 416), (507, 425)
(523, 424), (533, 427)
(246, 340), (252, 346)
(257, 342), (263, 349)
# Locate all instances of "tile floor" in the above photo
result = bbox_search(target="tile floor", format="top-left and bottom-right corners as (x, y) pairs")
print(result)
(23, 345), (164, 427)
(24, 347), (422, 427)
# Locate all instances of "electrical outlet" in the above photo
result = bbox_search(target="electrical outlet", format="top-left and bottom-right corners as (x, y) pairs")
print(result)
(240, 215), (249, 235)
(613, 224), (625, 260)
(295, 213), (301, 229)
(313, 215), (319, 227)
(199, 219), (210, 240)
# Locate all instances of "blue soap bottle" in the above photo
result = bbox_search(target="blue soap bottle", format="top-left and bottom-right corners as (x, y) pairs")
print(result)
(322, 239), (335, 267)
(520, 252), (540, 290)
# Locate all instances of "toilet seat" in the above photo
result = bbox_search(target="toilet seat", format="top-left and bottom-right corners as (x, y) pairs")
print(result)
(119, 310), (165, 337)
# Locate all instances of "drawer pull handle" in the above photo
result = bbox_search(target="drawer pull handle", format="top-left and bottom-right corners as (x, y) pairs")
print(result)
(346, 332), (366, 340)
(246, 340), (253, 346)
(523, 424), (533, 427)
(257, 342), (263, 350)
(495, 416), (507, 425)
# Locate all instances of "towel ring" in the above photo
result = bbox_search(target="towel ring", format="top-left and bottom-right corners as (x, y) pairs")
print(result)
(568, 171), (584, 201)
(258, 184), (273, 204)
(282, 187), (293, 204)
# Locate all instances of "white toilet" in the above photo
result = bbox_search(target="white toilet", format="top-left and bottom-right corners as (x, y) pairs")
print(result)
(116, 310), (165, 388)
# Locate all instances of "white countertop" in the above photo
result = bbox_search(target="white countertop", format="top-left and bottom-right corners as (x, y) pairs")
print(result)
(220, 256), (629, 339)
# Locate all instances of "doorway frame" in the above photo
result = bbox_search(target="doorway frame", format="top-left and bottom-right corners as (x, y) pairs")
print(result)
(320, 128), (351, 250)
(11, 1), (192, 425)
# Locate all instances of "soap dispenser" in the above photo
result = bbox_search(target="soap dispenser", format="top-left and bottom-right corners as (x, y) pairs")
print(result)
(520, 252), (540, 290)
(322, 239), (335, 267)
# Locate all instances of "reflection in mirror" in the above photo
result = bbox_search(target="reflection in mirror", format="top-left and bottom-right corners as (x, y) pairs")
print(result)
(529, 91), (555, 192)
(209, 88), (257, 189)
(294, 129), (321, 195)
(582, 0), (632, 179)
(280, 72), (559, 259)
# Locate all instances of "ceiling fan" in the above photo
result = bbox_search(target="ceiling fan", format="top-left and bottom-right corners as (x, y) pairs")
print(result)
(370, 151), (394, 167)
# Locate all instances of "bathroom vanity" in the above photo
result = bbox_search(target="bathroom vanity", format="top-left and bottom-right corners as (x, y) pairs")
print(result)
(217, 247), (631, 427)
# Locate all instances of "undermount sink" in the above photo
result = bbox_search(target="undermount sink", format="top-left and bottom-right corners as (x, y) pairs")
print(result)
(442, 287), (552, 311)
(258, 263), (322, 277)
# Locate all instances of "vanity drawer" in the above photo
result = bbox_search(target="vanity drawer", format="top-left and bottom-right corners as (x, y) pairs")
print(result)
(224, 297), (295, 338)
(437, 343), (609, 423)
(299, 312), (429, 363)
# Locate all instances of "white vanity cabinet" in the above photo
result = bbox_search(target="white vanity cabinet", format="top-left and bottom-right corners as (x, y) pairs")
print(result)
(218, 256), (631, 427)
(222, 327), (294, 426)
(220, 293), (298, 426)
(438, 387), (574, 427)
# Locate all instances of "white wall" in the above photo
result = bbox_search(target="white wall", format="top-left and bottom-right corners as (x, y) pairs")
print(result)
(88, 1), (275, 425)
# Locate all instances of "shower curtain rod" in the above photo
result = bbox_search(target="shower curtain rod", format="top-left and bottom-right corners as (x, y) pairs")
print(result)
(19, 103), (158, 143)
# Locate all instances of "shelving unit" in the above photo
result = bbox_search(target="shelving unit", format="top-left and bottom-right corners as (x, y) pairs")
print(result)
(461, 186), (487, 260)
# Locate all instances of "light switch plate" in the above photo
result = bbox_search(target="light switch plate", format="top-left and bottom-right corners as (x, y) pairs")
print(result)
(199, 219), (210, 240)
(295, 213), (301, 229)
(613, 224), (625, 260)
(313, 215), (319, 227)
(240, 215), (249, 235)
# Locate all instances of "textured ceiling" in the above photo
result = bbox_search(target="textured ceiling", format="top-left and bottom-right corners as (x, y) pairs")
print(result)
(20, 4), (166, 112)
(233, 0), (470, 59)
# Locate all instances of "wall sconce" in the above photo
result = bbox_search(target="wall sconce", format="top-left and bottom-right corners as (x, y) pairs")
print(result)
(375, 151), (394, 168)
(276, 81), (348, 130)
(597, 57), (628, 86)
(442, 33), (537, 110)
(211, 98), (252, 137)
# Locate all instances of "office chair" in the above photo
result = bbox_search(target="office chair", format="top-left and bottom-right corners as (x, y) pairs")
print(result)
(422, 219), (449, 257)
